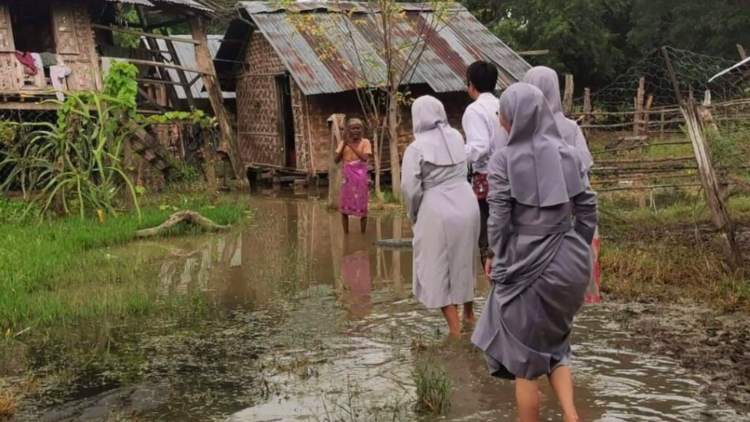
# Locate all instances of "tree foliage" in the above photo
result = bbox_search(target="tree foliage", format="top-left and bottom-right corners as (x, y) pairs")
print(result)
(463, 0), (750, 90)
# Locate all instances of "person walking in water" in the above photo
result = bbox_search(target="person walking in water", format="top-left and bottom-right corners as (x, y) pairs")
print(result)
(463, 61), (504, 268)
(472, 83), (597, 422)
(334, 118), (372, 234)
(524, 66), (600, 303)
(402, 96), (480, 335)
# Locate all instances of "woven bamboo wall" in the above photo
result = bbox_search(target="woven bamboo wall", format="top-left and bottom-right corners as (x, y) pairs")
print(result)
(236, 33), (287, 167)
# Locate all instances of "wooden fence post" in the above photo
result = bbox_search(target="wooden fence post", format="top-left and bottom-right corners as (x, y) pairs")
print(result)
(563, 74), (574, 116)
(738, 44), (747, 60)
(328, 114), (345, 209)
(644, 95), (653, 135)
(682, 104), (743, 271)
(583, 87), (592, 138)
(634, 76), (645, 136)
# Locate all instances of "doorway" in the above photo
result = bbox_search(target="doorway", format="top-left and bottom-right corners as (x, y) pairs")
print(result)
(276, 75), (296, 169)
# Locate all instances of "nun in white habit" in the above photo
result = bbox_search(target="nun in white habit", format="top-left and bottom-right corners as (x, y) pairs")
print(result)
(471, 83), (597, 422)
(401, 96), (480, 336)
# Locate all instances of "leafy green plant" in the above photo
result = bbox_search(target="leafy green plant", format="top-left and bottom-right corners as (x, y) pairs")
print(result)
(0, 63), (142, 221)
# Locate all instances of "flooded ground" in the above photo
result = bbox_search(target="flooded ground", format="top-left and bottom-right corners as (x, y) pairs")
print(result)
(22, 195), (750, 421)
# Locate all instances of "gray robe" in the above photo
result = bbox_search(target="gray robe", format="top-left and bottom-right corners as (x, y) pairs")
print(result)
(402, 143), (480, 309)
(471, 148), (597, 379)
(471, 83), (598, 380)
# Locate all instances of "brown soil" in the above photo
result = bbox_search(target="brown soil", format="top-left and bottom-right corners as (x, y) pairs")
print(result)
(610, 303), (750, 408)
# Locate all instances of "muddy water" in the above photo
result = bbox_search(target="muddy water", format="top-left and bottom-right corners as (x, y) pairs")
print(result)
(36, 195), (749, 421)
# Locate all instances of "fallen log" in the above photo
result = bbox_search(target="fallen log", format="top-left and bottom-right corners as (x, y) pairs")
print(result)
(375, 238), (413, 249)
(136, 211), (230, 238)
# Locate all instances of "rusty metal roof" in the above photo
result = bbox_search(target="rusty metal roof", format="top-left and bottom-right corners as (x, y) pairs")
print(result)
(104, 0), (212, 13)
(231, 1), (530, 96)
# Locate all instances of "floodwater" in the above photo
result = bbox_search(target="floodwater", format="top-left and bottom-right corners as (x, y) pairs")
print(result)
(32, 194), (750, 421)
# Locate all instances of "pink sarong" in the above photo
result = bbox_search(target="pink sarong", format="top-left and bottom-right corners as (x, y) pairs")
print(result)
(339, 160), (369, 218)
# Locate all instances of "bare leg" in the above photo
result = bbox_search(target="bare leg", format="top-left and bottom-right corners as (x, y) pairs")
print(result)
(549, 366), (579, 422)
(440, 305), (461, 335)
(463, 301), (474, 324)
(516, 378), (540, 422)
(341, 213), (349, 234)
(360, 217), (367, 234)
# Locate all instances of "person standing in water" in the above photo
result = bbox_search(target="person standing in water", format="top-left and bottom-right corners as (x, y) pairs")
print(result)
(523, 66), (600, 303)
(401, 96), (480, 335)
(472, 83), (597, 422)
(334, 118), (372, 234)
(463, 61), (504, 267)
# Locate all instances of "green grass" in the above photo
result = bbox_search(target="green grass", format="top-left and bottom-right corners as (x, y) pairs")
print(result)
(0, 195), (249, 332)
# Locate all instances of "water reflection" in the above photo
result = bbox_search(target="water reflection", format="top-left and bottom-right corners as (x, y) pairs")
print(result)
(116, 196), (749, 421)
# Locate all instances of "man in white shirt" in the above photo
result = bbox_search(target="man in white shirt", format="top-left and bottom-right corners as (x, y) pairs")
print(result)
(463, 61), (504, 268)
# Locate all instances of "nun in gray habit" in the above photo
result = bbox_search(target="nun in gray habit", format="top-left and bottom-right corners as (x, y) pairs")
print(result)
(471, 84), (597, 422)
(401, 96), (480, 336)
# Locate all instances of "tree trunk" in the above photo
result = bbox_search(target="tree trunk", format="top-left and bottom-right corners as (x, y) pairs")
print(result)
(373, 128), (384, 203)
(387, 94), (402, 202)
(188, 16), (248, 190)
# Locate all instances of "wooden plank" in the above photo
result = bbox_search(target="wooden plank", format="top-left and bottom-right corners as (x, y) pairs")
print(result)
(682, 104), (742, 271)
(52, 5), (80, 55)
(663, 47), (683, 104)
(189, 16), (248, 189)
(137, 86), (168, 113)
(0, 4), (15, 53)
(138, 78), (191, 87)
(634, 76), (645, 136)
(92, 24), (200, 45)
(518, 50), (550, 56)
(117, 58), (214, 76)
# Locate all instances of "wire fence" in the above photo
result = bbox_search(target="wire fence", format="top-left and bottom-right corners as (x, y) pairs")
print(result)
(561, 46), (750, 203)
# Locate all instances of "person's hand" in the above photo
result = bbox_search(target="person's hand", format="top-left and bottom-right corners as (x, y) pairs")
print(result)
(484, 258), (493, 283)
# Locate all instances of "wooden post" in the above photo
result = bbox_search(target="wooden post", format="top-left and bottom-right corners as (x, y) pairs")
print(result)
(634, 77), (645, 136)
(682, 103), (742, 271)
(201, 133), (218, 204)
(583, 87), (592, 138)
(660, 110), (666, 139)
(328, 114), (345, 210)
(644, 95), (653, 135)
(189, 16), (248, 189)
(738, 44), (747, 60)
(663, 47), (684, 104)
(563, 74), (574, 116)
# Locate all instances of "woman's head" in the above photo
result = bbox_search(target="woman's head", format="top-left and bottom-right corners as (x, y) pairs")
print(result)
(347, 118), (364, 140)
(411, 95), (447, 134)
(499, 83), (557, 144)
(523, 66), (563, 115)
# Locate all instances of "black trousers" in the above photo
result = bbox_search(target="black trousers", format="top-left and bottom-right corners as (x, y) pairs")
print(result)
(478, 198), (489, 266)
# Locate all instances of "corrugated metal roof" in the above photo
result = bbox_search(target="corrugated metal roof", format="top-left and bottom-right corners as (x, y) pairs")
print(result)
(150, 35), (235, 100)
(236, 1), (530, 96)
(105, 0), (213, 12)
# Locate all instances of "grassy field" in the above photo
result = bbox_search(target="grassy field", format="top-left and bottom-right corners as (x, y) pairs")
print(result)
(0, 194), (250, 333)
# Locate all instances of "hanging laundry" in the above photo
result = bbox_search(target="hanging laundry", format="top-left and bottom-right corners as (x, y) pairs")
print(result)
(14, 52), (38, 76)
(30, 53), (43, 74)
(50, 65), (72, 101)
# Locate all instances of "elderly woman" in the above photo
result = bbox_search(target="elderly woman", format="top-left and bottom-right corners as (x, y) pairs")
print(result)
(401, 96), (480, 335)
(524, 66), (600, 303)
(472, 84), (597, 422)
(334, 119), (372, 234)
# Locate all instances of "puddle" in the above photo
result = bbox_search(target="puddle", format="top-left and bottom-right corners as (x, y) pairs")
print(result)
(30, 195), (750, 421)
